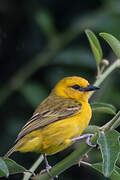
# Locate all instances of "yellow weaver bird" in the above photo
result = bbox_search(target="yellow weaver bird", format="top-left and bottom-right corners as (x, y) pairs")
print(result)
(4, 76), (99, 171)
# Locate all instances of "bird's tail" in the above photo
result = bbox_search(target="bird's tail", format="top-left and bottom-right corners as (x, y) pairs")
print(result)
(3, 145), (16, 160)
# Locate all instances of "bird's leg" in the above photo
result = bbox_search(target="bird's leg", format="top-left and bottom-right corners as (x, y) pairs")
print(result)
(43, 154), (58, 180)
(70, 133), (96, 147)
(43, 154), (55, 180)
(43, 154), (52, 173)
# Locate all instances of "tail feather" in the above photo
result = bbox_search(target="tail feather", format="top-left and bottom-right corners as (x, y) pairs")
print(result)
(3, 145), (16, 160)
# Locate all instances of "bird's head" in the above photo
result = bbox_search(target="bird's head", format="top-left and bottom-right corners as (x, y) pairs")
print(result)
(53, 76), (99, 102)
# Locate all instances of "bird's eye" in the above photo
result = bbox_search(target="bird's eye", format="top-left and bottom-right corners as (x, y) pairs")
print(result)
(72, 84), (81, 90)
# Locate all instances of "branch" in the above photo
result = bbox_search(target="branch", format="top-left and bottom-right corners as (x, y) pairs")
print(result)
(23, 155), (44, 180)
(90, 59), (120, 97)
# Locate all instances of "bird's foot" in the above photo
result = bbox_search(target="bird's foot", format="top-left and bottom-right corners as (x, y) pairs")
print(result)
(71, 133), (96, 147)
(46, 164), (52, 174)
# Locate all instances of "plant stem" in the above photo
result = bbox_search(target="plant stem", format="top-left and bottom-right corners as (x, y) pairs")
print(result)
(110, 113), (120, 130)
(100, 111), (120, 131)
(97, 65), (101, 78)
(90, 59), (120, 97)
(22, 155), (44, 180)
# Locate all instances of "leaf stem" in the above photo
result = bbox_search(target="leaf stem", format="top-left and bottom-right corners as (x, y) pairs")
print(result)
(80, 160), (92, 167)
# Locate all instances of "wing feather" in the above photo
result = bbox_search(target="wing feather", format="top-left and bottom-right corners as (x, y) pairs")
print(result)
(16, 94), (82, 141)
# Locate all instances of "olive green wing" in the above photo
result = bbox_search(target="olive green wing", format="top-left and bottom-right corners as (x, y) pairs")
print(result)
(16, 96), (82, 141)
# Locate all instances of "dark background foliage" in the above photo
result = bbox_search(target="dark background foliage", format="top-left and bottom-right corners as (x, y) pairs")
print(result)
(0, 0), (120, 179)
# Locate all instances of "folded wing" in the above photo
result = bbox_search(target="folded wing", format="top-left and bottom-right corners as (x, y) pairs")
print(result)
(16, 95), (82, 141)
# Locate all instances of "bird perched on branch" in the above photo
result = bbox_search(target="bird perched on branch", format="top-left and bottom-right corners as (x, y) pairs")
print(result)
(4, 76), (99, 172)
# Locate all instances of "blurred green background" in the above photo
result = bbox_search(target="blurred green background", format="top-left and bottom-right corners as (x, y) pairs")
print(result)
(0, 0), (120, 179)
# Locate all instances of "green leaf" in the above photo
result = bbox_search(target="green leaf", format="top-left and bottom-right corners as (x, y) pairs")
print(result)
(85, 29), (103, 65)
(100, 33), (120, 58)
(92, 163), (120, 180)
(0, 157), (9, 177)
(91, 102), (116, 115)
(1, 158), (26, 176)
(97, 130), (120, 177)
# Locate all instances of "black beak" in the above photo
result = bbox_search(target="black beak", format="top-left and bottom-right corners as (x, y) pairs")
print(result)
(83, 85), (100, 92)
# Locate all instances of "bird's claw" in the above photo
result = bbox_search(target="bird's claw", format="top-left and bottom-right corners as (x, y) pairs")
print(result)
(86, 134), (96, 147)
